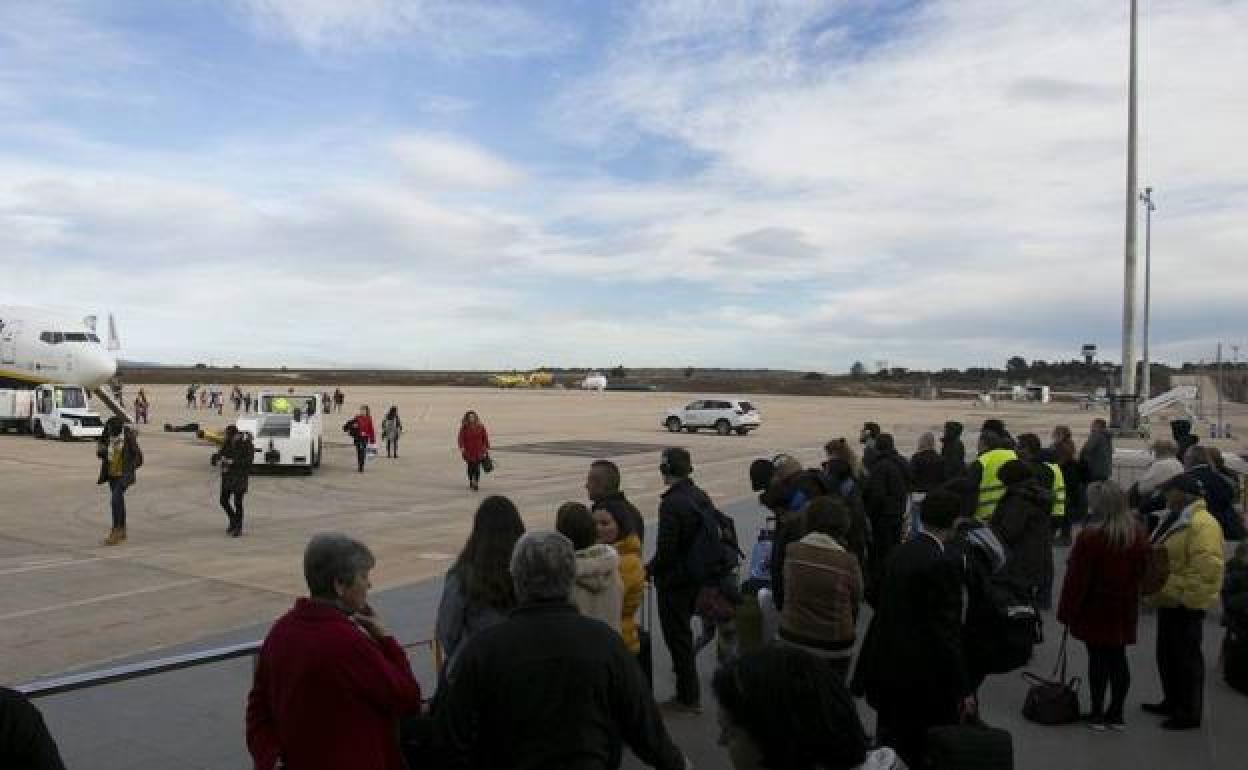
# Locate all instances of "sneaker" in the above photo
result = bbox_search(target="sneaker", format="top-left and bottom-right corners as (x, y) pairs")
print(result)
(659, 697), (703, 716)
(102, 528), (123, 546)
(1085, 718), (1107, 732)
(1106, 717), (1126, 732)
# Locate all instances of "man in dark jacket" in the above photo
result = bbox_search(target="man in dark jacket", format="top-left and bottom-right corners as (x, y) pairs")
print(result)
(1171, 419), (1200, 464)
(860, 422), (882, 469)
(216, 427), (253, 537)
(940, 421), (966, 479)
(1080, 418), (1114, 484)
(646, 447), (712, 713)
(853, 490), (973, 767)
(1185, 447), (1245, 541)
(864, 434), (910, 604)
(95, 416), (142, 546)
(438, 531), (688, 770)
(588, 459), (646, 543)
(990, 460), (1054, 606)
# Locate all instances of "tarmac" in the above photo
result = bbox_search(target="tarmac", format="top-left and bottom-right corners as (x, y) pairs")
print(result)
(2, 385), (1245, 768)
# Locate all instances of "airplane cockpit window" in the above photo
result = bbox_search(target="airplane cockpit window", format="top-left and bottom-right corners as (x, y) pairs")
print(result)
(63, 332), (91, 342)
(87, 333), (100, 343)
(39, 332), (65, 344)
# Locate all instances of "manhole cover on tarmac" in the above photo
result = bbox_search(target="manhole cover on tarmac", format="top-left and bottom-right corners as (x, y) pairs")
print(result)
(493, 440), (668, 458)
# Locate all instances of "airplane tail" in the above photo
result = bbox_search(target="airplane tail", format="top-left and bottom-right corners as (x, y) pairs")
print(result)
(107, 314), (121, 352)
(93, 386), (133, 423)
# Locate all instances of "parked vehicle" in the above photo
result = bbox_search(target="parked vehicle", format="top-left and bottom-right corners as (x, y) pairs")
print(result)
(0, 384), (106, 440)
(235, 391), (323, 472)
(663, 399), (761, 436)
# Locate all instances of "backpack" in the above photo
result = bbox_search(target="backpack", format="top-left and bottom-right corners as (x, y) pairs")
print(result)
(685, 495), (743, 588)
(960, 526), (1042, 676)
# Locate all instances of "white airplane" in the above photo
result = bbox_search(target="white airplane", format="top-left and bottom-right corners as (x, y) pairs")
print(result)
(0, 305), (127, 418)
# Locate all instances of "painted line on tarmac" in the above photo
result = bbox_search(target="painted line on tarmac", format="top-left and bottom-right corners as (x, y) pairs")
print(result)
(0, 578), (205, 622)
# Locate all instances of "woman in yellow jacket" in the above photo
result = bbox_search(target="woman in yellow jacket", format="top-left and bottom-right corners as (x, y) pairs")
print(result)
(1144, 474), (1226, 730)
(593, 505), (645, 657)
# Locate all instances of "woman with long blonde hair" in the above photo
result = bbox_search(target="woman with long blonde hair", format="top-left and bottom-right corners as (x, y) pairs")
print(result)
(1057, 480), (1150, 731)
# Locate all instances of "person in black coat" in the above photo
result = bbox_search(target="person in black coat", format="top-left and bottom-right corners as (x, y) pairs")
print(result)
(910, 432), (947, 493)
(863, 434), (910, 604)
(646, 448), (714, 713)
(436, 532), (687, 769)
(214, 426), (253, 537)
(852, 490), (973, 768)
(1185, 447), (1245, 541)
(940, 421), (966, 479)
(989, 460), (1054, 605)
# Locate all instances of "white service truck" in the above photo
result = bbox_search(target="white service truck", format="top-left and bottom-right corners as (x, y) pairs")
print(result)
(236, 391), (323, 472)
(0, 384), (106, 440)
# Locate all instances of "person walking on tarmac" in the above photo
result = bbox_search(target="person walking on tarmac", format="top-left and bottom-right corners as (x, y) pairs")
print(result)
(96, 417), (143, 546)
(457, 411), (491, 491)
(647, 447), (713, 714)
(342, 405), (375, 473)
(381, 406), (403, 459)
(214, 426), (253, 537)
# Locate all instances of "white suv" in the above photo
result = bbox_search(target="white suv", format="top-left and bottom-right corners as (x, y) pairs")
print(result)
(663, 399), (761, 436)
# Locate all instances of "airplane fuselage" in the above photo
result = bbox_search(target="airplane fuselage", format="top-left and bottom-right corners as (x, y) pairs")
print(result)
(0, 306), (118, 390)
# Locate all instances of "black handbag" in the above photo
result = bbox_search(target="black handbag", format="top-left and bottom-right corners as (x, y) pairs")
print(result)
(481, 455), (494, 474)
(924, 716), (1014, 770)
(1021, 628), (1082, 725)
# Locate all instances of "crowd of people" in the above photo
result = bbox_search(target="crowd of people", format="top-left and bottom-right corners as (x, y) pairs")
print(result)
(30, 406), (1238, 768)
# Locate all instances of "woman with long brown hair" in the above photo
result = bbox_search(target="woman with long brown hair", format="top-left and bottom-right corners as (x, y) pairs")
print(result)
(1057, 480), (1149, 731)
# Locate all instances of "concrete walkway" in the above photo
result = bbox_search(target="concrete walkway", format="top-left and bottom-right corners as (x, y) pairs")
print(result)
(27, 497), (1248, 769)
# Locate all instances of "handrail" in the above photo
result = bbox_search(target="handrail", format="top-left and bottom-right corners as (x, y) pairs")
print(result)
(17, 637), (442, 700)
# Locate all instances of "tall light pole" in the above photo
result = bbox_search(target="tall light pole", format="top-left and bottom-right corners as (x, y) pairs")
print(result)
(1118, 0), (1141, 429)
(1139, 186), (1155, 402)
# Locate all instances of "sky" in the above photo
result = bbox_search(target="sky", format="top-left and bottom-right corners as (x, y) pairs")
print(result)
(0, 0), (1245, 371)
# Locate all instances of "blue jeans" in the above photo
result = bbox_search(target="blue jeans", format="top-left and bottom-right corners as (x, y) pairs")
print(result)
(108, 477), (128, 528)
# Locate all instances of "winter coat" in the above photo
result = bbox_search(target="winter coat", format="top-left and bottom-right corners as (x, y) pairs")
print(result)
(940, 422), (967, 479)
(457, 423), (490, 463)
(910, 448), (948, 493)
(219, 439), (252, 494)
(778, 533), (863, 654)
(0, 687), (66, 770)
(344, 415), (376, 445)
(571, 544), (624, 632)
(864, 450), (910, 525)
(246, 599), (421, 770)
(647, 478), (709, 589)
(435, 565), (511, 674)
(614, 534), (645, 654)
(434, 602), (685, 770)
(1057, 526), (1150, 646)
(990, 481), (1054, 594)
(95, 428), (142, 486)
(1080, 430), (1113, 483)
(1150, 500), (1227, 611)
(853, 534), (969, 718)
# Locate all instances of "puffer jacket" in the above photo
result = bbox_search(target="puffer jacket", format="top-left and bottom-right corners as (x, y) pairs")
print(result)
(1150, 500), (1226, 611)
(572, 544), (624, 632)
(614, 534), (645, 653)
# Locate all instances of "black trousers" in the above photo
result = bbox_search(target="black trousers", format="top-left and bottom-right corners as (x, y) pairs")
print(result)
(466, 460), (482, 484)
(656, 582), (700, 706)
(355, 440), (368, 472)
(220, 485), (245, 525)
(108, 478), (127, 529)
(1086, 643), (1130, 719)
(386, 438), (399, 457)
(1156, 606), (1205, 723)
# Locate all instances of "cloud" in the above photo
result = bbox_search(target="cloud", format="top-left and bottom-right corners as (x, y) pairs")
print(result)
(390, 134), (524, 189)
(230, 0), (574, 58)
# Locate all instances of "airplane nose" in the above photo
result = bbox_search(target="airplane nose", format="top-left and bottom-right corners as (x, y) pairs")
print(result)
(82, 349), (117, 386)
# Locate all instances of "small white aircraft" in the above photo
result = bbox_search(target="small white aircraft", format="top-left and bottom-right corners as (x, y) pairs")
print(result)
(0, 305), (128, 420)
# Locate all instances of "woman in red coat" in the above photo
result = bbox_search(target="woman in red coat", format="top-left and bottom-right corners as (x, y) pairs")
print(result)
(1057, 480), (1149, 731)
(344, 405), (377, 473)
(457, 410), (490, 491)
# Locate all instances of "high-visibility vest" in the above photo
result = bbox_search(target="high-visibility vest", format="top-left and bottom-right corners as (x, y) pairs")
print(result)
(1047, 462), (1067, 518)
(975, 448), (1018, 520)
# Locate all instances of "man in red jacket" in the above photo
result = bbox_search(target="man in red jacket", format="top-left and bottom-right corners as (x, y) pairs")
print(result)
(247, 534), (422, 770)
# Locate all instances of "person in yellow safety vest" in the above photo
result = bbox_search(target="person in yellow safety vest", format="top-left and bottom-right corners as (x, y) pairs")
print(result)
(1015, 434), (1065, 520)
(968, 428), (1018, 521)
